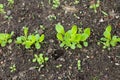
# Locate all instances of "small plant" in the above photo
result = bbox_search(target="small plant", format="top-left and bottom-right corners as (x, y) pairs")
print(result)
(0, 4), (6, 14)
(98, 25), (120, 49)
(9, 64), (16, 72)
(89, 0), (100, 13)
(55, 23), (90, 49)
(16, 27), (44, 49)
(32, 53), (49, 67)
(47, 14), (56, 21)
(7, 0), (14, 7)
(52, 0), (60, 9)
(56, 64), (62, 68)
(74, 0), (79, 4)
(0, 31), (14, 47)
(77, 60), (81, 71)
(101, 10), (108, 16)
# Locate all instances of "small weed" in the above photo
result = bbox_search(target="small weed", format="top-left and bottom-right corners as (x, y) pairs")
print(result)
(40, 25), (45, 30)
(32, 53), (49, 67)
(47, 14), (56, 21)
(0, 4), (6, 14)
(55, 23), (90, 49)
(101, 10), (108, 16)
(9, 64), (16, 72)
(16, 27), (44, 49)
(0, 31), (14, 47)
(92, 76), (99, 80)
(98, 25), (120, 49)
(74, 0), (79, 4)
(56, 64), (62, 68)
(52, 0), (60, 9)
(77, 60), (81, 71)
(7, 0), (14, 7)
(89, 0), (100, 13)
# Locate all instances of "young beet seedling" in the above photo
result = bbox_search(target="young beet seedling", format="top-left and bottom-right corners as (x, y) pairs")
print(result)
(0, 31), (14, 47)
(89, 0), (100, 13)
(32, 53), (49, 68)
(98, 25), (120, 50)
(16, 27), (44, 49)
(0, 4), (6, 14)
(55, 23), (90, 49)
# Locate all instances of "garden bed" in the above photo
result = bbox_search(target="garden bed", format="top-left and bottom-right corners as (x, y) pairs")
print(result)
(0, 0), (120, 80)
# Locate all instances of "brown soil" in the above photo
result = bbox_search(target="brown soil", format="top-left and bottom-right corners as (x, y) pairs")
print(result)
(0, 0), (120, 80)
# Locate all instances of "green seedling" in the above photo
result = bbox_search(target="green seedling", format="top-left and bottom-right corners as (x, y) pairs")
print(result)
(77, 60), (81, 71)
(55, 23), (90, 49)
(32, 53), (49, 67)
(52, 0), (60, 9)
(98, 25), (120, 49)
(40, 25), (45, 30)
(0, 31), (14, 47)
(9, 64), (16, 72)
(101, 10), (108, 16)
(74, 0), (79, 4)
(47, 14), (56, 21)
(8, 0), (14, 7)
(89, 0), (100, 13)
(16, 27), (44, 49)
(0, 4), (6, 14)
(56, 64), (62, 68)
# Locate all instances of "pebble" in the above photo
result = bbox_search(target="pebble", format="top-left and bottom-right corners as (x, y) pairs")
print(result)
(115, 63), (120, 66)
(7, 10), (12, 16)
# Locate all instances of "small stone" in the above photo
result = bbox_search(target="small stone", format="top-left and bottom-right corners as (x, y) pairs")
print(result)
(47, 48), (53, 54)
(99, 18), (104, 22)
(59, 58), (65, 62)
(115, 63), (120, 66)
(49, 39), (54, 43)
(12, 75), (18, 80)
(7, 10), (12, 16)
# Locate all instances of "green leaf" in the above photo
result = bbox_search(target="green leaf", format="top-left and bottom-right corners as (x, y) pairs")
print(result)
(71, 25), (77, 34)
(23, 27), (28, 37)
(83, 42), (88, 47)
(28, 35), (36, 41)
(70, 43), (76, 49)
(60, 42), (64, 47)
(55, 23), (65, 34)
(110, 36), (118, 46)
(10, 31), (14, 36)
(89, 5), (94, 8)
(80, 28), (90, 41)
(84, 28), (90, 36)
(81, 34), (89, 41)
(57, 33), (63, 41)
(45, 57), (49, 61)
(35, 34), (40, 41)
(8, 39), (12, 43)
(103, 25), (112, 39)
(100, 37), (107, 41)
(105, 40), (110, 47)
(35, 42), (41, 49)
(39, 34), (44, 42)
(77, 60), (81, 70)
(0, 4), (4, 8)
(75, 34), (81, 42)
(32, 58), (36, 62)
(77, 44), (82, 48)
(1, 41), (6, 47)
(24, 41), (32, 49)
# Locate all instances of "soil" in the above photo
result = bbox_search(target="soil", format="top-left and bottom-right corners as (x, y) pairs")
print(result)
(0, 0), (120, 80)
